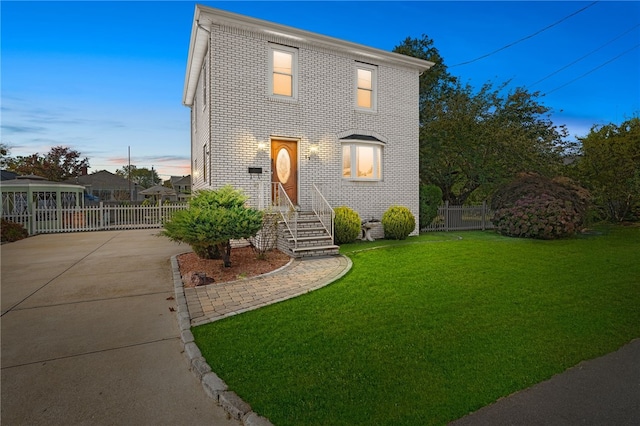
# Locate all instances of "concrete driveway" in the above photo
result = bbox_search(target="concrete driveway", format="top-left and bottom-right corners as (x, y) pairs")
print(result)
(1, 230), (239, 425)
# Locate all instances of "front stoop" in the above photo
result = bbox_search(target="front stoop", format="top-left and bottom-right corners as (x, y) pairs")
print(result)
(277, 211), (339, 258)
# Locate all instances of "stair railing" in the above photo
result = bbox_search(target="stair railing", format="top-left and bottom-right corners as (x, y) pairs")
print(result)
(311, 184), (334, 244)
(272, 182), (298, 250)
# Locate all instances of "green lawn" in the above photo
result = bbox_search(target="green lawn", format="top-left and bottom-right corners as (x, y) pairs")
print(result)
(192, 225), (640, 425)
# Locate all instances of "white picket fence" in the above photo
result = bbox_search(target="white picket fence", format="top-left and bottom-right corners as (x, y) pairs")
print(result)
(2, 202), (187, 235)
(422, 201), (495, 232)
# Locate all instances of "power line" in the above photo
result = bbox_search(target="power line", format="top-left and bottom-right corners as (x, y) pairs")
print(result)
(544, 43), (640, 95)
(451, 1), (599, 67)
(529, 24), (640, 88)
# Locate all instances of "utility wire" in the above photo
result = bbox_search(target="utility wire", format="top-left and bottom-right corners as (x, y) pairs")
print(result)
(529, 24), (640, 88)
(544, 43), (640, 95)
(451, 1), (599, 67)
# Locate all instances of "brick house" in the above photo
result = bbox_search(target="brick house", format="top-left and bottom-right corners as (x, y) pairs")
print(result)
(183, 5), (433, 255)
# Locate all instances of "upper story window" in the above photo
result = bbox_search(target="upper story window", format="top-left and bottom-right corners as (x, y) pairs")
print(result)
(356, 63), (377, 111)
(269, 44), (298, 99)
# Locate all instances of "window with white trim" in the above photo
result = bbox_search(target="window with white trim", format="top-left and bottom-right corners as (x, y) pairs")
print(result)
(269, 44), (298, 98)
(342, 142), (383, 180)
(356, 63), (377, 111)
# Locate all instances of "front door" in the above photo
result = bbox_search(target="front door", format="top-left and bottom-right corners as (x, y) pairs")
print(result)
(271, 139), (298, 205)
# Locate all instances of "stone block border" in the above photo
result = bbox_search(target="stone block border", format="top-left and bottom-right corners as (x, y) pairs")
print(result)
(171, 255), (273, 425)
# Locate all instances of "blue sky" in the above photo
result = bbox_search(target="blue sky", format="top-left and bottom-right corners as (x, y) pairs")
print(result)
(2, 1), (639, 181)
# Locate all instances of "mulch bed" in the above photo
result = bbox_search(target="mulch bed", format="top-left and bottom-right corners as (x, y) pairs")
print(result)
(177, 246), (291, 288)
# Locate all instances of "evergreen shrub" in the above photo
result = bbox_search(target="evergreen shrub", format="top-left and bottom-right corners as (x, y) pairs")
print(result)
(334, 206), (361, 244)
(161, 185), (263, 266)
(382, 206), (415, 240)
(419, 184), (443, 229)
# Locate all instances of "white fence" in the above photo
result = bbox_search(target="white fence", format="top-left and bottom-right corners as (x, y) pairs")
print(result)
(422, 201), (495, 232)
(2, 202), (187, 235)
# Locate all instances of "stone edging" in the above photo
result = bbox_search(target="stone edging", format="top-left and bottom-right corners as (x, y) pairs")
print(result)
(171, 254), (353, 425)
(171, 255), (273, 425)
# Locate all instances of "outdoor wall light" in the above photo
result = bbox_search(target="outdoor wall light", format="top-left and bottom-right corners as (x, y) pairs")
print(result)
(257, 141), (267, 151)
(308, 144), (319, 160)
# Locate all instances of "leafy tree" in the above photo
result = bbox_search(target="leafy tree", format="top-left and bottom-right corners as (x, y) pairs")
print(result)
(115, 165), (160, 189)
(394, 36), (571, 204)
(575, 117), (640, 222)
(5, 146), (89, 181)
(160, 185), (263, 267)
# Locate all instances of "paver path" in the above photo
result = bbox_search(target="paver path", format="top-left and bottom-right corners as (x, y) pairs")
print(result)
(182, 255), (352, 326)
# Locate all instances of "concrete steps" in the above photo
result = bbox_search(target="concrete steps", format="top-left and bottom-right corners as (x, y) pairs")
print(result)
(277, 211), (339, 258)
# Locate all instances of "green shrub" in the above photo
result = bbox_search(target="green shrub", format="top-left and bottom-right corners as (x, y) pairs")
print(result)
(161, 185), (263, 266)
(1, 219), (28, 243)
(381, 206), (416, 240)
(334, 206), (361, 244)
(419, 184), (443, 229)
(491, 174), (590, 240)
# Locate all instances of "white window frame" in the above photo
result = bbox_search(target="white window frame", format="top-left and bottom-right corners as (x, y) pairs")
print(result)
(355, 62), (377, 112)
(269, 44), (298, 99)
(342, 141), (383, 181)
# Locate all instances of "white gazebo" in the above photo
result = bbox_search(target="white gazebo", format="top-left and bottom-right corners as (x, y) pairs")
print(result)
(1, 175), (86, 232)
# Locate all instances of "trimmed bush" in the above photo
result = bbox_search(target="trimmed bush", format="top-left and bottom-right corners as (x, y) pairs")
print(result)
(419, 184), (443, 229)
(491, 173), (590, 240)
(1, 219), (28, 243)
(334, 206), (361, 244)
(382, 206), (416, 240)
(161, 185), (263, 266)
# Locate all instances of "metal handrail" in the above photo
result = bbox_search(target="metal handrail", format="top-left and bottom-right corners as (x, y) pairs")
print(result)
(273, 182), (298, 249)
(311, 184), (334, 243)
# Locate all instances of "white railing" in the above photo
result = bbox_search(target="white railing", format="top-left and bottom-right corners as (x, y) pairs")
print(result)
(422, 201), (494, 232)
(311, 184), (334, 243)
(272, 182), (298, 249)
(2, 202), (187, 235)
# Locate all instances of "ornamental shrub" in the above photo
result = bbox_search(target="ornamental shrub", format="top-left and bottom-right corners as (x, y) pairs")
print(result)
(161, 185), (263, 266)
(419, 184), (443, 229)
(334, 206), (361, 244)
(491, 173), (590, 240)
(382, 205), (416, 240)
(1, 219), (28, 243)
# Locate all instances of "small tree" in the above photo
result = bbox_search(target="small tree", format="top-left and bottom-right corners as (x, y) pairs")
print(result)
(250, 208), (279, 260)
(575, 117), (640, 222)
(161, 185), (263, 267)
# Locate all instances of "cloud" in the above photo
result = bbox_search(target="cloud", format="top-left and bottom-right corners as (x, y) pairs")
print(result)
(1, 124), (48, 134)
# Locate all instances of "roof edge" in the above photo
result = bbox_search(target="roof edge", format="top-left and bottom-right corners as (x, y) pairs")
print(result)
(183, 4), (435, 105)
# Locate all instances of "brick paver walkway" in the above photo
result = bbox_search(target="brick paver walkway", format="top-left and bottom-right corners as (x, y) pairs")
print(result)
(182, 256), (352, 326)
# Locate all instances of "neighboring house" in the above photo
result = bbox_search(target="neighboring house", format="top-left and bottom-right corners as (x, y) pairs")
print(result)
(66, 170), (143, 202)
(168, 175), (191, 201)
(183, 5), (433, 251)
(1, 170), (19, 181)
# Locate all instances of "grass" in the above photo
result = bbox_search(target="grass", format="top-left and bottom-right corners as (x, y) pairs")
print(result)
(192, 225), (640, 425)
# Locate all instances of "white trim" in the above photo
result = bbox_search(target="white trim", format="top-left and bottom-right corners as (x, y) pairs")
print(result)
(355, 62), (377, 112)
(341, 141), (383, 181)
(268, 44), (298, 100)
